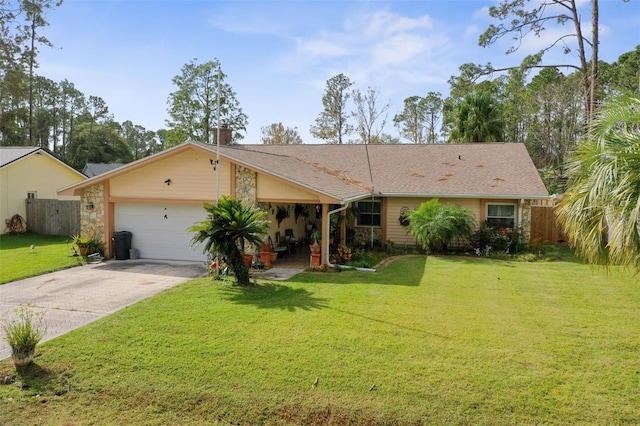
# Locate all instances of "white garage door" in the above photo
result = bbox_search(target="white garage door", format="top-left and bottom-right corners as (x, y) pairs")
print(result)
(115, 203), (208, 262)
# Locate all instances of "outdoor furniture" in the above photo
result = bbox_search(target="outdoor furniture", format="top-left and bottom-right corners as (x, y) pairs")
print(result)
(284, 228), (300, 254)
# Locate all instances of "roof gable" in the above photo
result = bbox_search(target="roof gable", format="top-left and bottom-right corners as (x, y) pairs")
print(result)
(0, 147), (86, 179)
(0, 147), (41, 168)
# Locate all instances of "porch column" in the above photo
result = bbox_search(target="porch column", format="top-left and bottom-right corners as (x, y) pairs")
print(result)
(321, 203), (329, 265)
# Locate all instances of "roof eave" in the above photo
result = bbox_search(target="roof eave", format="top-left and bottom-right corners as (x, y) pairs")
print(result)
(381, 192), (551, 200)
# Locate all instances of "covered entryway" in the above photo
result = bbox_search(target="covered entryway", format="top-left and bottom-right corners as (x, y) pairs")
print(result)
(115, 203), (207, 261)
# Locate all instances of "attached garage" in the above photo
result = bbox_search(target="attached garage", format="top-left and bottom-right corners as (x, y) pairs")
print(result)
(115, 203), (207, 262)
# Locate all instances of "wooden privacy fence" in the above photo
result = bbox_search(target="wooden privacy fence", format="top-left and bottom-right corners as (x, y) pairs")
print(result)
(26, 199), (80, 236)
(529, 199), (567, 245)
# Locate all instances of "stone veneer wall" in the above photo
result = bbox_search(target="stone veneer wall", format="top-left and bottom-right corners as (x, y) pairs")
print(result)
(521, 200), (532, 241)
(235, 166), (257, 205)
(80, 183), (105, 241)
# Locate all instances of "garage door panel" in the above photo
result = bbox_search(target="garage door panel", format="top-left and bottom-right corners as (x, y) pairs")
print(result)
(115, 203), (207, 261)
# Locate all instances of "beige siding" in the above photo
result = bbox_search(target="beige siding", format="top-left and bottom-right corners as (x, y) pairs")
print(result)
(1, 153), (83, 231)
(385, 197), (482, 246)
(257, 174), (319, 202)
(110, 150), (230, 200)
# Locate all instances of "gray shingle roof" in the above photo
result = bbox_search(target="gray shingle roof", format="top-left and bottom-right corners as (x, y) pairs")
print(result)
(0, 147), (40, 168)
(83, 163), (126, 177)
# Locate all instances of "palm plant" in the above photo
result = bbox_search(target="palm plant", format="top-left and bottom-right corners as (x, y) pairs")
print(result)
(408, 199), (476, 253)
(449, 91), (504, 143)
(556, 95), (640, 268)
(190, 196), (270, 285)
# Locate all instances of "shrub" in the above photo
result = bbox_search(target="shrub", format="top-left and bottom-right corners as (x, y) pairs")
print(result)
(331, 245), (353, 265)
(408, 199), (476, 254)
(469, 222), (524, 254)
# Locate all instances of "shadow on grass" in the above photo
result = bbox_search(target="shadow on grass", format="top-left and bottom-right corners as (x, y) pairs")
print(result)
(329, 306), (450, 340)
(220, 283), (329, 312)
(13, 361), (71, 396)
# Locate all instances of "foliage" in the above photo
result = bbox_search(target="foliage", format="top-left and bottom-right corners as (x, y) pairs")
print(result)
(293, 203), (308, 223)
(189, 196), (270, 285)
(166, 58), (248, 145)
(275, 205), (289, 227)
(448, 90), (503, 143)
(2, 305), (45, 354)
(116, 120), (162, 160)
(408, 199), (476, 253)
(71, 234), (104, 256)
(310, 230), (321, 245)
(310, 73), (353, 144)
(393, 92), (443, 144)
(601, 46), (640, 96)
(351, 86), (390, 144)
(347, 248), (388, 268)
(477, 0), (608, 119)
(330, 245), (353, 265)
(2, 256), (639, 424)
(556, 95), (640, 269)
(469, 221), (524, 254)
(66, 122), (133, 170)
(0, 0), (61, 146)
(524, 68), (583, 170)
(260, 122), (303, 144)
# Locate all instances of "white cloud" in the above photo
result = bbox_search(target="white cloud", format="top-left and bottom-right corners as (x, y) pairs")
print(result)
(364, 10), (433, 37)
(296, 36), (351, 58)
(371, 33), (448, 66)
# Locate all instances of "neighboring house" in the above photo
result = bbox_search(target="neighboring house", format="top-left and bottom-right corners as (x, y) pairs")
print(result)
(83, 163), (126, 178)
(58, 140), (549, 263)
(1, 147), (86, 234)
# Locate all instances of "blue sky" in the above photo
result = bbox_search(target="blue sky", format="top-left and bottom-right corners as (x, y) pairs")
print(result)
(37, 0), (640, 144)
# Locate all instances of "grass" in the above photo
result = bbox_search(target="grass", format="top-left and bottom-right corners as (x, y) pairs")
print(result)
(0, 233), (84, 284)
(1, 253), (639, 424)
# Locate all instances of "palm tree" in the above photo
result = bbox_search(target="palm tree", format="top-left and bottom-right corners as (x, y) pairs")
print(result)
(556, 95), (640, 268)
(449, 91), (504, 143)
(190, 196), (270, 285)
(408, 199), (476, 253)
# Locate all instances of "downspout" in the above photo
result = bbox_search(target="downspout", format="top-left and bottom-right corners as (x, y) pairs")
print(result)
(326, 193), (376, 269)
(325, 204), (348, 268)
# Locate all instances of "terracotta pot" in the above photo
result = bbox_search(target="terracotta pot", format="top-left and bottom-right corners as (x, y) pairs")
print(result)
(260, 251), (272, 267)
(270, 252), (278, 263)
(243, 253), (253, 268)
(12, 349), (35, 367)
(309, 244), (321, 254)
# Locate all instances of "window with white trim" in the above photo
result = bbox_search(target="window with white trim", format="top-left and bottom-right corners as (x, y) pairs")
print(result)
(26, 191), (37, 199)
(356, 200), (381, 227)
(486, 203), (516, 228)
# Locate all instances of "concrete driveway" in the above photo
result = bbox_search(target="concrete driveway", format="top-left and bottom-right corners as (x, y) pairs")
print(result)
(0, 260), (206, 360)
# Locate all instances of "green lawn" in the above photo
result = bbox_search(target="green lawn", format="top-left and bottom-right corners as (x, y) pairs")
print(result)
(0, 234), (84, 284)
(1, 254), (639, 424)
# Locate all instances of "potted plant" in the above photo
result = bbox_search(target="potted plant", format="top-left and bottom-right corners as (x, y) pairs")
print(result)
(3, 305), (46, 367)
(72, 234), (104, 256)
(294, 204), (309, 223)
(276, 205), (290, 227)
(309, 230), (321, 254)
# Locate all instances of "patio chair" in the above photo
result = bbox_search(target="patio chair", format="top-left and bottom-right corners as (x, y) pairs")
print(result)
(284, 228), (300, 254)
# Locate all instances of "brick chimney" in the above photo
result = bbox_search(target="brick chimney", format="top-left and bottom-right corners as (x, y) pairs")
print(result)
(213, 128), (232, 145)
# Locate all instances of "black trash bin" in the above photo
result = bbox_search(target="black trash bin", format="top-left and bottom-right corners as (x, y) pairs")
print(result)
(113, 231), (133, 260)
